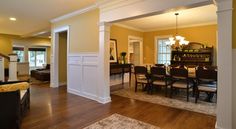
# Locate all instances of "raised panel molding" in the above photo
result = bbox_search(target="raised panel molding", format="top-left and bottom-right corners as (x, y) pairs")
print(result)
(67, 53), (108, 103)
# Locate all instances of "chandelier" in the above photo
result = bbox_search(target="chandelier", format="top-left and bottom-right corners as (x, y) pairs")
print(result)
(168, 13), (189, 46)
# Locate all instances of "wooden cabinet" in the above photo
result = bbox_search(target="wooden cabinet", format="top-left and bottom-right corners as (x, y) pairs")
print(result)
(110, 63), (132, 85)
(171, 43), (213, 66)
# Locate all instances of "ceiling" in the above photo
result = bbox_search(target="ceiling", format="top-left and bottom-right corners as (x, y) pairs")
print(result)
(0, 0), (101, 36)
(118, 4), (217, 32)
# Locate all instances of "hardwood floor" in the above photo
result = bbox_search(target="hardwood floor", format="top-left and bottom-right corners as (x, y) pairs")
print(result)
(21, 83), (216, 129)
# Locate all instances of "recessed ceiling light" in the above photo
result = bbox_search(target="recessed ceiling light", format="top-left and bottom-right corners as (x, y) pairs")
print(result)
(9, 17), (16, 21)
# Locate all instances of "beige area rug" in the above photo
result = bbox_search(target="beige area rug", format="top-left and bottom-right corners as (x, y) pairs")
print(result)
(112, 86), (216, 116)
(83, 114), (160, 129)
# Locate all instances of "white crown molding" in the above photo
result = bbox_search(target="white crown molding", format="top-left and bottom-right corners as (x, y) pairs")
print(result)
(113, 23), (144, 32)
(50, 4), (98, 23)
(99, 0), (144, 13)
(114, 22), (217, 33)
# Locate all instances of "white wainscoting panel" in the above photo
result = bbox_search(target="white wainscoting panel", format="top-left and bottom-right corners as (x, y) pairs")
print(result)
(67, 53), (104, 103)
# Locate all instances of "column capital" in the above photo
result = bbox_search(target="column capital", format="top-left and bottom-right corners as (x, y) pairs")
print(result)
(215, 0), (233, 13)
(98, 22), (112, 27)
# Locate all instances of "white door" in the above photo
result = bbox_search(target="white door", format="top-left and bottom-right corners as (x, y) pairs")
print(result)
(132, 42), (140, 66)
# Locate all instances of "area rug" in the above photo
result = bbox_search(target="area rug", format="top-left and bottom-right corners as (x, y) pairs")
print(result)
(111, 86), (216, 116)
(83, 114), (160, 129)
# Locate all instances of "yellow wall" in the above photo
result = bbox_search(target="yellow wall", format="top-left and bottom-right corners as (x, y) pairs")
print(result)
(52, 9), (99, 53)
(0, 34), (51, 67)
(233, 0), (236, 48)
(0, 34), (20, 67)
(232, 1), (236, 129)
(110, 24), (217, 64)
(144, 24), (217, 63)
(110, 25), (143, 57)
(59, 32), (67, 83)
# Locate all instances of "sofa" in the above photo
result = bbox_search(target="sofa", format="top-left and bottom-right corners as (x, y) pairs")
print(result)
(31, 64), (50, 81)
(0, 81), (30, 129)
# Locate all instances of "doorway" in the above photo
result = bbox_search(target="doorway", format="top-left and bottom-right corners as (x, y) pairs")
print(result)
(128, 36), (143, 66)
(99, 1), (233, 128)
(58, 31), (68, 86)
(51, 26), (69, 88)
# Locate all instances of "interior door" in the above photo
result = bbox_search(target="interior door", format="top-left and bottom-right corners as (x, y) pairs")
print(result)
(133, 42), (140, 66)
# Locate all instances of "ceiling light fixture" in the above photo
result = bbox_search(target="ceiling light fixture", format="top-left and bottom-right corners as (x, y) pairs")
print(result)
(9, 17), (17, 21)
(168, 13), (189, 46)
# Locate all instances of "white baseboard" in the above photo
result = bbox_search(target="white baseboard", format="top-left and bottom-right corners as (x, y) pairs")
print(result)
(215, 122), (226, 129)
(68, 88), (111, 104)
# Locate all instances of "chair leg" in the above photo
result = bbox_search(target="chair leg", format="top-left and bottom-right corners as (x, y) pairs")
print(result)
(135, 82), (138, 92)
(165, 85), (168, 97)
(170, 86), (173, 98)
(187, 88), (189, 102)
(195, 90), (199, 103)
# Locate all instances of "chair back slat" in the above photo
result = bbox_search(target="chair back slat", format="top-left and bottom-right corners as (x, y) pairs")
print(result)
(134, 66), (147, 75)
(170, 67), (188, 79)
(151, 67), (166, 78)
(196, 69), (217, 81)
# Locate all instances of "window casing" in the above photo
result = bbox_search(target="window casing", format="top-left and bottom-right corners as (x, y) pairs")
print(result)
(28, 48), (46, 68)
(157, 39), (171, 65)
(13, 47), (24, 62)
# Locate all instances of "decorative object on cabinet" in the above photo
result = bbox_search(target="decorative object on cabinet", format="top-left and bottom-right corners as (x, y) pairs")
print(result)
(171, 42), (213, 66)
(110, 39), (118, 63)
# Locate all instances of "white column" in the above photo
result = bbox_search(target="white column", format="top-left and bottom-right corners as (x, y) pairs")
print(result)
(24, 47), (29, 62)
(97, 22), (111, 104)
(8, 54), (18, 81)
(216, 0), (233, 129)
(0, 57), (4, 82)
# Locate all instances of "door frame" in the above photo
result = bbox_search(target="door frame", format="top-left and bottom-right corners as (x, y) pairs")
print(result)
(51, 25), (70, 88)
(128, 35), (143, 65)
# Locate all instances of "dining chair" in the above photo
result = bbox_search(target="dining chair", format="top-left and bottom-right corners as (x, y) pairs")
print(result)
(195, 68), (217, 103)
(170, 67), (193, 101)
(150, 66), (168, 96)
(134, 66), (149, 92)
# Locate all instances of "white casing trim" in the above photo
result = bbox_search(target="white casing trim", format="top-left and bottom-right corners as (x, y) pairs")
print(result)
(67, 53), (111, 104)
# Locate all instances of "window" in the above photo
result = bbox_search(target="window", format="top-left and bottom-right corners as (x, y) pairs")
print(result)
(13, 47), (24, 62)
(28, 48), (46, 67)
(157, 39), (171, 65)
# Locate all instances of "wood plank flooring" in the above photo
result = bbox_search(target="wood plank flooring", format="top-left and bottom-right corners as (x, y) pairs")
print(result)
(21, 83), (216, 129)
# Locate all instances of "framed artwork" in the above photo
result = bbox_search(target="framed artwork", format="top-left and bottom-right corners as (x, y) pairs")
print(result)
(110, 39), (118, 63)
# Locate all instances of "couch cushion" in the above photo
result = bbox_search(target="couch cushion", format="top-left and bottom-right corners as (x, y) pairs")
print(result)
(0, 82), (30, 92)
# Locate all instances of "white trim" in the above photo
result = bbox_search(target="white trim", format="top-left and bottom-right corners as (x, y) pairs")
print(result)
(51, 25), (70, 88)
(67, 53), (111, 104)
(127, 35), (143, 65)
(143, 22), (217, 32)
(215, 0), (233, 129)
(154, 35), (172, 64)
(114, 22), (217, 33)
(51, 4), (98, 23)
(113, 23), (144, 32)
(99, 0), (145, 13)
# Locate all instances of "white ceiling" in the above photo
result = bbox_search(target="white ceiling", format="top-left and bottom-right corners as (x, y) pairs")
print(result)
(118, 4), (217, 32)
(0, 0), (100, 36)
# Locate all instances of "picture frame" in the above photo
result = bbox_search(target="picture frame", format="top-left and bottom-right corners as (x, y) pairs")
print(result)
(110, 39), (118, 63)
